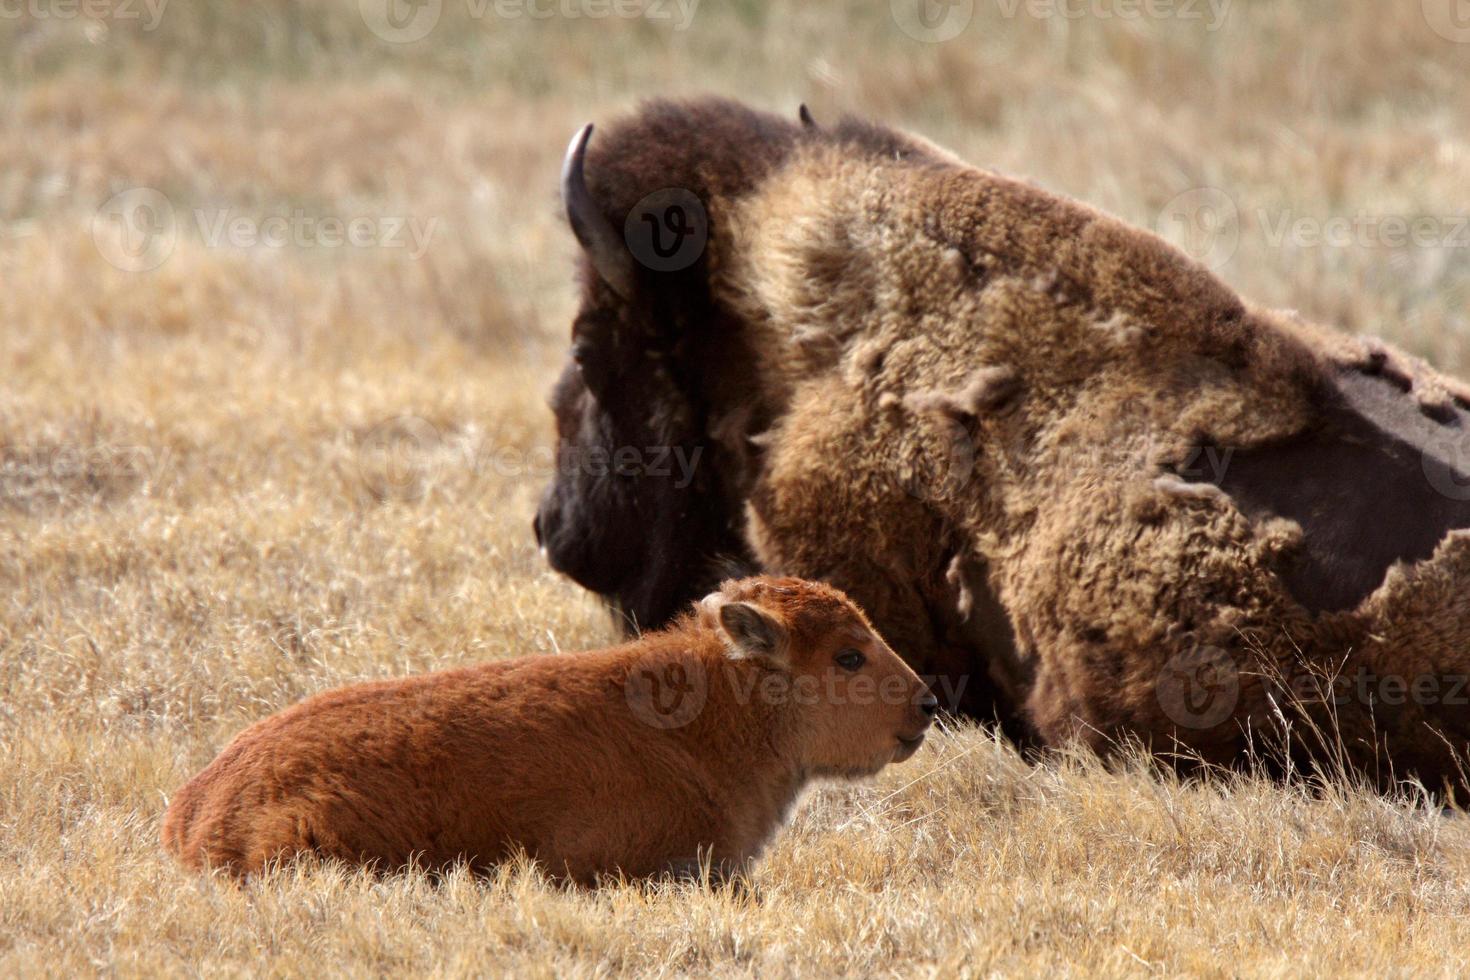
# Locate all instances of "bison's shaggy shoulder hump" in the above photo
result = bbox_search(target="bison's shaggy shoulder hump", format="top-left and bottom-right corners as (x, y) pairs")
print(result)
(586, 97), (803, 229)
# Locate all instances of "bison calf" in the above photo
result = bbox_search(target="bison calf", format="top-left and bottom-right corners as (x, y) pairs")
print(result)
(161, 576), (937, 882)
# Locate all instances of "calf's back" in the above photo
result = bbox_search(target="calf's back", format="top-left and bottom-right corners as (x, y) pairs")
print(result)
(161, 636), (784, 882)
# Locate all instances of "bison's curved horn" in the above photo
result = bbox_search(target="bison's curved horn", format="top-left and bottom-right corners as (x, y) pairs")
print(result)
(798, 104), (817, 129)
(561, 124), (636, 299)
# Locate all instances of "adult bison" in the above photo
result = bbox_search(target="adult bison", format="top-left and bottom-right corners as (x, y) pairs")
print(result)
(534, 97), (1470, 791)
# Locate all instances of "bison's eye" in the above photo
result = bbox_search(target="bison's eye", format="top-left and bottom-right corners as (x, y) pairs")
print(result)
(835, 649), (866, 672)
(570, 341), (613, 400)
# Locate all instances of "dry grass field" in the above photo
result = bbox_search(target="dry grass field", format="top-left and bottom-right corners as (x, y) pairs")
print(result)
(6, 0), (1470, 975)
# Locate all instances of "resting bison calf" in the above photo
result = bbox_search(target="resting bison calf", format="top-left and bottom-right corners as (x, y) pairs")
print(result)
(162, 576), (936, 882)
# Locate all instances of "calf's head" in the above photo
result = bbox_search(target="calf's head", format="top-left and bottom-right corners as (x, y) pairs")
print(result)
(701, 577), (938, 776)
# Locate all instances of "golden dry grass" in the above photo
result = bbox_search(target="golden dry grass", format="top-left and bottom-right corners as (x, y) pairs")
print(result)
(5, 1), (1470, 975)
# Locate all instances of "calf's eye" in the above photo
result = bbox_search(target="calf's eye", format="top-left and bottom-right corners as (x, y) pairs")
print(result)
(835, 649), (866, 672)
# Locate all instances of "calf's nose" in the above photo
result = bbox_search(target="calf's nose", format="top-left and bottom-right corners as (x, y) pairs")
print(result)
(918, 691), (939, 718)
(532, 511), (544, 547)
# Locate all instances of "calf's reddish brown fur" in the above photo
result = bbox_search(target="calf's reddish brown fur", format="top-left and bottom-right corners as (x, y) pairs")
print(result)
(161, 576), (935, 882)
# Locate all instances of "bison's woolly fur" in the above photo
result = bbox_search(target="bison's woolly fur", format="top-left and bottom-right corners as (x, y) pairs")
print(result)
(712, 102), (1470, 787)
(549, 97), (1470, 789)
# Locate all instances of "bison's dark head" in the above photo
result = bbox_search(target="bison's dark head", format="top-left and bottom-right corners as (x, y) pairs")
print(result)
(534, 102), (803, 632)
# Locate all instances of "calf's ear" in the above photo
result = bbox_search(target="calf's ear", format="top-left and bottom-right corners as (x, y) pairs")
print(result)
(712, 600), (790, 668)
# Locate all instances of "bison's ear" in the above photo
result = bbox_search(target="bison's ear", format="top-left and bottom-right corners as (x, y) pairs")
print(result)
(711, 600), (790, 668)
